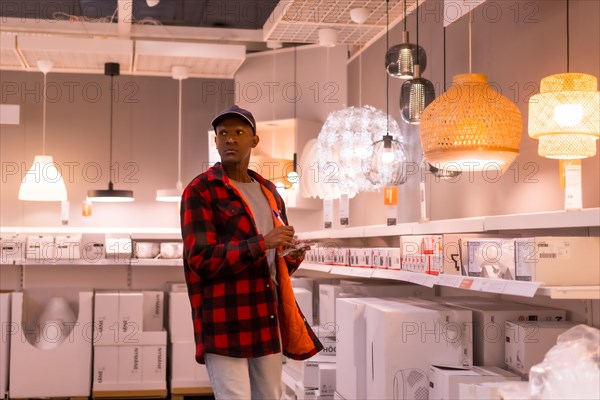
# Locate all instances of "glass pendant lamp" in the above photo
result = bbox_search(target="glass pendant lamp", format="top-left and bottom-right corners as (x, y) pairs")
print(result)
(385, 0), (427, 79)
(87, 62), (134, 202)
(18, 60), (68, 201)
(363, 0), (411, 186)
(528, 0), (599, 159)
(399, 2), (435, 125)
(156, 66), (188, 202)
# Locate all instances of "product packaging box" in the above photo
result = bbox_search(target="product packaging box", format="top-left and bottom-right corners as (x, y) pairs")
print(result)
(55, 234), (82, 260)
(505, 320), (576, 376)
(364, 299), (472, 400)
(169, 291), (195, 343)
(0, 292), (11, 396)
(466, 238), (516, 279)
(401, 235), (443, 273)
(441, 233), (512, 276)
(428, 365), (521, 400)
(0, 233), (26, 264)
(458, 380), (530, 400)
(9, 291), (93, 398)
(93, 345), (119, 386)
(284, 354), (336, 390)
(170, 341), (210, 389)
(105, 235), (133, 261)
(25, 235), (55, 261)
(143, 290), (164, 332)
(514, 236), (600, 285)
(439, 297), (566, 367)
(294, 287), (313, 326)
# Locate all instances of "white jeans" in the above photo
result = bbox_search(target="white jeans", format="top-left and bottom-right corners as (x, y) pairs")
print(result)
(205, 352), (283, 400)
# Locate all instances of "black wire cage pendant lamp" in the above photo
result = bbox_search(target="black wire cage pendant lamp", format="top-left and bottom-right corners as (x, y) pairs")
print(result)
(87, 62), (134, 202)
(385, 0), (427, 79)
(399, 1), (435, 124)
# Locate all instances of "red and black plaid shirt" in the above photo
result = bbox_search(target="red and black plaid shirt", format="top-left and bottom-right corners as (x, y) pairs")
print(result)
(180, 162), (306, 363)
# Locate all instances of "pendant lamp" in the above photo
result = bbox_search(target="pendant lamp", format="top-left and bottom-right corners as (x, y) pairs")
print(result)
(528, 0), (599, 159)
(87, 62), (134, 202)
(18, 60), (68, 202)
(385, 0), (427, 79)
(362, 0), (411, 186)
(399, 2), (435, 125)
(420, 11), (522, 174)
(156, 66), (188, 202)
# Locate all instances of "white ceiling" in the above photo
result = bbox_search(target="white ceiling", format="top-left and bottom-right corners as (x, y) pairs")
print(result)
(0, 0), (420, 78)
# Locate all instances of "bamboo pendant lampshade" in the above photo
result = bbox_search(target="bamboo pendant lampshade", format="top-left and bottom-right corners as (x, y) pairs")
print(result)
(420, 73), (522, 173)
(528, 73), (599, 159)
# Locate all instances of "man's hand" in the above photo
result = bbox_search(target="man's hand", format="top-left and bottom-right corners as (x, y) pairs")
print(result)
(263, 226), (295, 249)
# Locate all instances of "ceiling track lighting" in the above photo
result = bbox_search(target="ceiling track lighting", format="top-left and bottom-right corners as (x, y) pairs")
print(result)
(385, 0), (427, 79)
(362, 0), (411, 187)
(399, 2), (435, 125)
(87, 62), (134, 203)
(156, 66), (189, 202)
(18, 60), (68, 202)
(420, 10), (522, 174)
(528, 0), (599, 159)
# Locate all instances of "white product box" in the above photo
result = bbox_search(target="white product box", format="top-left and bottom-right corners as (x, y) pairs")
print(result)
(160, 242), (183, 259)
(0, 233), (25, 264)
(105, 236), (132, 260)
(119, 291), (144, 341)
(55, 234), (82, 260)
(25, 235), (55, 261)
(331, 248), (349, 266)
(442, 234), (513, 276)
(466, 239), (516, 279)
(365, 300), (472, 400)
(401, 235), (443, 272)
(292, 278), (315, 294)
(94, 345), (119, 385)
(142, 345), (166, 383)
(80, 233), (106, 263)
(389, 248), (401, 270)
(361, 248), (373, 268)
(428, 365), (520, 400)
(294, 288), (314, 326)
(118, 346), (142, 383)
(0, 293), (10, 396)
(335, 298), (405, 400)
(318, 285), (344, 326)
(9, 291), (93, 398)
(169, 291), (194, 343)
(505, 320), (576, 376)
(514, 236), (600, 285)
(348, 248), (361, 267)
(318, 362), (336, 395)
(440, 298), (566, 367)
(458, 380), (530, 400)
(170, 342), (210, 389)
(94, 291), (120, 345)
(311, 325), (337, 356)
(284, 354), (336, 389)
(143, 291), (164, 332)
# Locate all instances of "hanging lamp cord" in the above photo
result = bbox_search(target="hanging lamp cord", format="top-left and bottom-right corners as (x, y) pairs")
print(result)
(41, 70), (47, 155)
(109, 72), (114, 183)
(443, 26), (447, 91)
(416, 0), (420, 66)
(468, 8), (473, 74)
(177, 77), (182, 186)
(386, 0), (390, 135)
(403, 0), (407, 31)
(566, 0), (570, 72)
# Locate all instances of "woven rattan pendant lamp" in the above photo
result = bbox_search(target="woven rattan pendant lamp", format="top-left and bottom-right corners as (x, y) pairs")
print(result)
(528, 0), (599, 159)
(420, 11), (522, 173)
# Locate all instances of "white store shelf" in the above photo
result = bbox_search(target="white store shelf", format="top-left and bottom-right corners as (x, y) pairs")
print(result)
(536, 286), (600, 300)
(483, 208), (600, 231)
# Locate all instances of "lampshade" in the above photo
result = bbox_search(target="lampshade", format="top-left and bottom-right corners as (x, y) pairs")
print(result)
(362, 134), (411, 186)
(87, 62), (134, 203)
(156, 66), (188, 202)
(528, 73), (599, 159)
(386, 37), (427, 79)
(18, 60), (68, 202)
(317, 106), (403, 197)
(400, 64), (435, 125)
(18, 155), (67, 201)
(299, 138), (342, 199)
(420, 73), (522, 173)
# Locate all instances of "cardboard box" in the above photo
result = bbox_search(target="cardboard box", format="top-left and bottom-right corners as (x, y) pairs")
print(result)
(142, 345), (166, 383)
(514, 236), (600, 285)
(294, 287), (314, 326)
(458, 380), (530, 400)
(364, 300), (472, 400)
(55, 234), (82, 260)
(441, 233), (512, 276)
(94, 291), (120, 345)
(311, 325), (336, 356)
(439, 298), (566, 367)
(466, 239), (516, 279)
(119, 291), (144, 341)
(284, 354), (335, 390)
(143, 291), (164, 332)
(170, 342), (210, 388)
(105, 236), (132, 260)
(9, 291), (93, 398)
(505, 321), (576, 376)
(0, 293), (10, 396)
(0, 233), (25, 264)
(119, 345), (143, 383)
(428, 365), (520, 400)
(25, 235), (55, 261)
(93, 345), (119, 385)
(169, 291), (195, 343)
(317, 362), (336, 395)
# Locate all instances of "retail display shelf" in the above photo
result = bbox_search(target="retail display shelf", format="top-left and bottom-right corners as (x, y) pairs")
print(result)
(92, 388), (168, 398)
(295, 208), (599, 240)
(131, 258), (183, 267)
(298, 263), (598, 299)
(0, 226), (181, 234)
(18, 258), (184, 267)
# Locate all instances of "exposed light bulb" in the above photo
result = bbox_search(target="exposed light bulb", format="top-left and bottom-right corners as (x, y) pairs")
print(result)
(287, 171), (300, 184)
(147, 0), (160, 7)
(382, 147), (395, 164)
(554, 104), (585, 127)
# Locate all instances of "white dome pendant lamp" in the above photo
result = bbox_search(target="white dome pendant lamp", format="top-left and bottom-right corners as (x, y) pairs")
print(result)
(18, 60), (68, 201)
(156, 66), (188, 202)
(87, 62), (134, 202)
